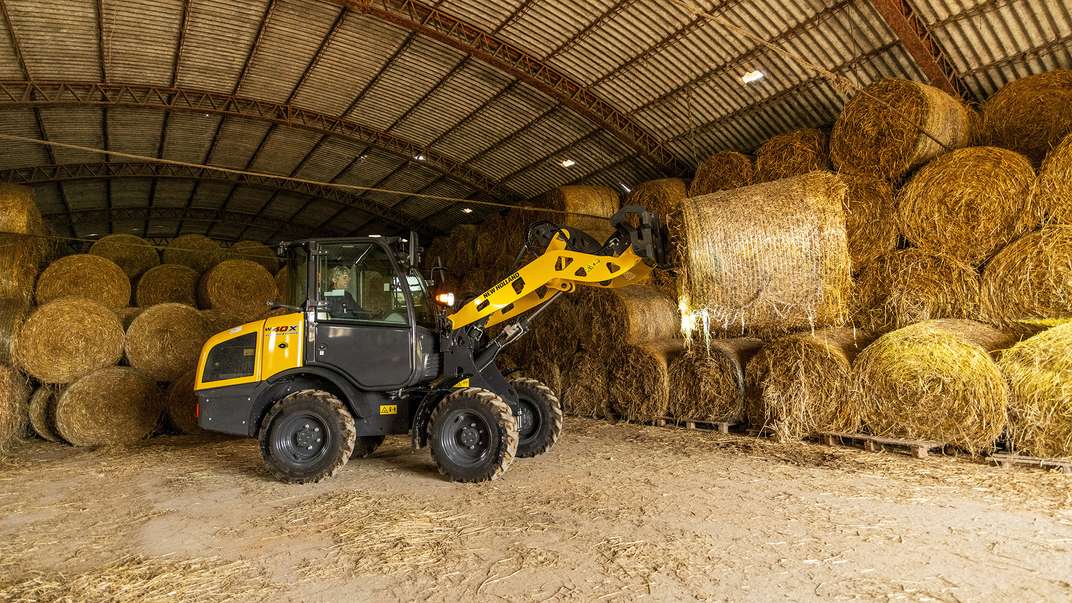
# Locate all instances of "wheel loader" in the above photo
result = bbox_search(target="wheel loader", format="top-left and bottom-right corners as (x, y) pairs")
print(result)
(193, 206), (668, 483)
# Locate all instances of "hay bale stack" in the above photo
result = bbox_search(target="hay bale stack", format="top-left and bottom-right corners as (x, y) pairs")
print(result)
(0, 184), (47, 305)
(561, 352), (612, 418)
(14, 298), (125, 384)
(125, 303), (212, 382)
(675, 172), (852, 338)
(1032, 132), (1072, 224)
(443, 224), (478, 268)
(0, 300), (27, 365)
(754, 129), (829, 182)
(842, 175), (899, 271)
(853, 249), (982, 333)
(668, 338), (762, 423)
(227, 240), (279, 273)
(200, 308), (247, 333)
(625, 179), (688, 219)
(998, 322), (1072, 458)
(745, 329), (867, 441)
(689, 151), (753, 196)
(524, 356), (563, 396)
(136, 263), (199, 307)
(898, 147), (1036, 266)
(831, 79), (971, 180)
(115, 307), (143, 329)
(976, 70), (1072, 166)
(0, 364), (30, 452)
(584, 286), (680, 354)
(854, 319), (1014, 453)
(89, 234), (159, 279)
(198, 259), (277, 323)
(163, 234), (222, 274)
(29, 386), (62, 443)
(35, 254), (131, 310)
(165, 369), (202, 435)
(540, 185), (620, 243)
(527, 295), (582, 363)
(608, 341), (683, 421)
(982, 226), (1072, 329)
(55, 366), (161, 446)
(0, 236), (39, 305)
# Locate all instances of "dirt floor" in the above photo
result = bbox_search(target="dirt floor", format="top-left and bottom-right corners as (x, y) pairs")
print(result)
(1, 419), (1070, 602)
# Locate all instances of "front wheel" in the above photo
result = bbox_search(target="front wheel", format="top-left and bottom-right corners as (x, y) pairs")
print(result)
(511, 377), (563, 458)
(429, 387), (518, 482)
(259, 389), (356, 484)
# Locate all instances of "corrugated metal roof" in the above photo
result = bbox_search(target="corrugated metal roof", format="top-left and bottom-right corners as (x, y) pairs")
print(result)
(0, 0), (1066, 244)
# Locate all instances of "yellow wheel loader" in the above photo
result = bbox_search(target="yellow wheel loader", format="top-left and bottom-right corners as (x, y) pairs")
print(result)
(193, 207), (668, 483)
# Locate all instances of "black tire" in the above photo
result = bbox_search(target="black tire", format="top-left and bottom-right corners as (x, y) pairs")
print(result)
(351, 435), (385, 459)
(510, 377), (563, 458)
(258, 389), (356, 484)
(429, 387), (518, 482)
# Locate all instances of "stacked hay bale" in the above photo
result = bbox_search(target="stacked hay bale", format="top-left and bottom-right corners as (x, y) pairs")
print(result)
(226, 240), (279, 273)
(674, 171), (852, 341)
(199, 259), (278, 324)
(0, 365), (30, 453)
(998, 322), (1072, 458)
(1032, 132), (1072, 224)
(842, 175), (899, 271)
(853, 319), (1015, 454)
(89, 234), (160, 281)
(830, 79), (972, 181)
(163, 234), (223, 274)
(689, 151), (753, 196)
(746, 329), (869, 441)
(668, 338), (762, 424)
(35, 254), (131, 310)
(54, 367), (161, 446)
(976, 70), (1072, 166)
(0, 184), (50, 306)
(754, 128), (829, 183)
(982, 225), (1072, 331)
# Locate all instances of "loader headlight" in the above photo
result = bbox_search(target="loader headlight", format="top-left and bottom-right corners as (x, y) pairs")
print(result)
(435, 292), (455, 307)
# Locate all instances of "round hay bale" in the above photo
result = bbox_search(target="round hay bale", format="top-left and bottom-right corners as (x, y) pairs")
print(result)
(998, 322), (1072, 458)
(14, 298), (125, 384)
(831, 79), (972, 180)
(528, 296), (582, 363)
(198, 259), (277, 323)
(853, 249), (981, 333)
(608, 341), (682, 421)
(754, 129), (829, 183)
(982, 226), (1072, 330)
(0, 300), (28, 366)
(976, 70), (1072, 166)
(163, 234), (222, 274)
(115, 306), (144, 329)
(125, 303), (212, 382)
(584, 286), (680, 355)
(1032, 132), (1072, 224)
(562, 352), (612, 419)
(274, 267), (288, 303)
(0, 183), (49, 265)
(89, 234), (159, 279)
(54, 366), (161, 446)
(745, 329), (868, 441)
(0, 364), (30, 452)
(540, 185), (620, 243)
(226, 240), (278, 273)
(165, 369), (202, 435)
(0, 235), (40, 305)
(854, 319), (1014, 454)
(200, 308), (246, 334)
(675, 171), (852, 339)
(668, 337), (762, 423)
(524, 356), (563, 397)
(136, 263), (199, 307)
(28, 386), (62, 443)
(689, 151), (753, 197)
(842, 175), (898, 271)
(898, 147), (1036, 266)
(625, 178), (688, 219)
(36, 254), (131, 310)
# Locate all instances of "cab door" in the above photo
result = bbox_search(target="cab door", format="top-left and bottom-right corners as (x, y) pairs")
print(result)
(308, 241), (416, 389)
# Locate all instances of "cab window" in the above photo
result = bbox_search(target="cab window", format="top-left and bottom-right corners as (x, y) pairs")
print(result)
(317, 243), (409, 325)
(285, 244), (308, 308)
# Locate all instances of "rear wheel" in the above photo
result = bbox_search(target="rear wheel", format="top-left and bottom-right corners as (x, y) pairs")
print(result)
(259, 389), (356, 484)
(511, 377), (563, 458)
(351, 435), (385, 459)
(429, 387), (518, 482)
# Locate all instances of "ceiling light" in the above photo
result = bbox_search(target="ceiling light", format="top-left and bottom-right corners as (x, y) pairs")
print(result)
(414, 154), (426, 161)
(560, 159), (577, 168)
(620, 183), (631, 193)
(741, 70), (765, 84)
(461, 207), (474, 214)
(87, 233), (98, 237)
(369, 234), (381, 238)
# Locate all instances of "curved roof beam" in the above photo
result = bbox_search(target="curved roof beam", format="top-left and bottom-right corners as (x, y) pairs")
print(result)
(342, 0), (690, 177)
(0, 80), (516, 202)
(0, 161), (444, 236)
(45, 206), (335, 242)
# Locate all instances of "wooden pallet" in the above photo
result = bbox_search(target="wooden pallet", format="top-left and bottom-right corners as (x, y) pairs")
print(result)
(817, 431), (946, 459)
(987, 453), (1072, 474)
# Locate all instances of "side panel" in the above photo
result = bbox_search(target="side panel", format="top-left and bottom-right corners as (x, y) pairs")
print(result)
(261, 312), (304, 379)
(194, 320), (266, 391)
(313, 323), (413, 388)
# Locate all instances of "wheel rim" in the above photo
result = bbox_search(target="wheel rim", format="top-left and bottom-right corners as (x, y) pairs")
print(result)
(440, 409), (494, 468)
(272, 412), (331, 465)
(517, 397), (541, 443)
